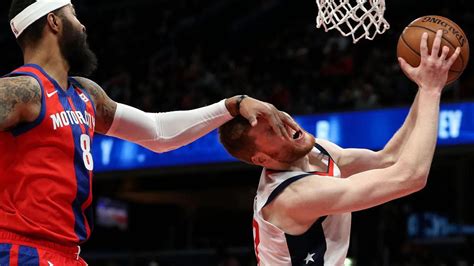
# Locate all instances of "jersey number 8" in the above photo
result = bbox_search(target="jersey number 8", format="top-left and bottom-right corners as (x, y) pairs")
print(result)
(80, 134), (94, 171)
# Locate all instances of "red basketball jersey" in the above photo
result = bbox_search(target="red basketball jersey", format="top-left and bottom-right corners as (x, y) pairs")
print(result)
(0, 64), (95, 247)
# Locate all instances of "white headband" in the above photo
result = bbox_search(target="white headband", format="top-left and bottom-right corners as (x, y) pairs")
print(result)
(10, 0), (71, 38)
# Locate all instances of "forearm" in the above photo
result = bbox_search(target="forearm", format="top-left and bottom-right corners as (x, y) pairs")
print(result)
(327, 92), (420, 175)
(106, 101), (233, 152)
(398, 90), (440, 177)
(381, 91), (419, 161)
(337, 91), (441, 213)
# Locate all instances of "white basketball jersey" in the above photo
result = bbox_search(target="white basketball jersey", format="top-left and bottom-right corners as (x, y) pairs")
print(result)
(252, 143), (351, 266)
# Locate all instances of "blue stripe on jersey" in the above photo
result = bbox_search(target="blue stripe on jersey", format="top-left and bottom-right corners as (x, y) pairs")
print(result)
(18, 246), (39, 266)
(56, 86), (91, 243)
(263, 174), (313, 208)
(285, 216), (327, 266)
(85, 204), (95, 233)
(70, 87), (95, 236)
(264, 171), (328, 265)
(314, 143), (332, 160)
(6, 71), (46, 137)
(23, 64), (62, 88)
(0, 244), (12, 265)
(69, 77), (96, 116)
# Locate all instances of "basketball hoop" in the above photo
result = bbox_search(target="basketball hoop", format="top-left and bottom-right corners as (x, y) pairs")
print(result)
(316, 0), (390, 43)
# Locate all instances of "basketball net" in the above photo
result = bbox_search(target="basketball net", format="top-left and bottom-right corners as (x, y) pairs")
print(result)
(316, 0), (390, 43)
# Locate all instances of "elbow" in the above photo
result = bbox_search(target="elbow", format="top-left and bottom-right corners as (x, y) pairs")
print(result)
(409, 170), (429, 192)
(138, 141), (179, 154)
(151, 148), (168, 154)
(377, 150), (397, 168)
(151, 145), (179, 154)
(397, 161), (430, 192)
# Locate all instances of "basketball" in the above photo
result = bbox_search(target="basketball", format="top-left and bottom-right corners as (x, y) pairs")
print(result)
(397, 15), (470, 85)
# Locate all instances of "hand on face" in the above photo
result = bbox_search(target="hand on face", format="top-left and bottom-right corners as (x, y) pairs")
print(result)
(238, 97), (301, 140)
(398, 30), (461, 93)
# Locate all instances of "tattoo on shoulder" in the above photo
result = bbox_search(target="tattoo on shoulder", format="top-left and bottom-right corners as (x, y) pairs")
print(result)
(0, 76), (40, 127)
(73, 76), (117, 133)
(73, 77), (106, 102)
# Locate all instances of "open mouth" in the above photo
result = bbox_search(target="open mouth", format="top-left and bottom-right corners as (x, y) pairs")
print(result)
(293, 130), (303, 140)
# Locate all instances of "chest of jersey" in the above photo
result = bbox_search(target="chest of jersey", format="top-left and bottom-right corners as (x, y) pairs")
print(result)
(0, 64), (96, 245)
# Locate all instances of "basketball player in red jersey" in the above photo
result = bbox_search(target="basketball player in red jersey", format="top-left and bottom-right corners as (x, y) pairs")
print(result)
(0, 0), (299, 265)
(219, 30), (460, 265)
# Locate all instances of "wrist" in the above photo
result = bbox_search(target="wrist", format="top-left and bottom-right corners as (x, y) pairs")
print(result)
(419, 88), (442, 97)
(225, 95), (247, 117)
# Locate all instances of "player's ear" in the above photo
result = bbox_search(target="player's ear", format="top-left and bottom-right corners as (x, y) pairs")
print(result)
(251, 152), (271, 166)
(46, 12), (62, 34)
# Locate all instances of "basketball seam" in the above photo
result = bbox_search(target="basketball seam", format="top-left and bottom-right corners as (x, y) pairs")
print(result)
(407, 25), (466, 70)
(401, 34), (421, 57)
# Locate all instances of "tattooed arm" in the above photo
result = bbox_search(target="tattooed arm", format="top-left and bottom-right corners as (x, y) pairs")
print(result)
(72, 77), (117, 134)
(0, 76), (41, 131)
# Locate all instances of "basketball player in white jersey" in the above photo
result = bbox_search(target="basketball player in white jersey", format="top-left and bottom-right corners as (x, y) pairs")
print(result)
(219, 30), (460, 265)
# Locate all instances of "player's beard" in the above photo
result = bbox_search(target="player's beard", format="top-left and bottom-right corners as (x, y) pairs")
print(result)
(59, 18), (98, 77)
(270, 134), (315, 164)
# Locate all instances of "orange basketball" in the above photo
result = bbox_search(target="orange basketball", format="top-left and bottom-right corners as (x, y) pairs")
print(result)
(397, 15), (469, 85)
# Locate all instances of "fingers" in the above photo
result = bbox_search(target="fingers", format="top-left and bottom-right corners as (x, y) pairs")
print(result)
(431, 30), (443, 57)
(446, 47), (461, 67)
(422, 30), (459, 67)
(241, 99), (289, 139)
(240, 98), (298, 140)
(247, 115), (258, 127)
(409, 30), (460, 89)
(398, 57), (413, 73)
(268, 111), (289, 139)
(255, 104), (288, 139)
(267, 111), (302, 140)
(420, 32), (429, 58)
(280, 112), (301, 131)
(439, 46), (450, 61)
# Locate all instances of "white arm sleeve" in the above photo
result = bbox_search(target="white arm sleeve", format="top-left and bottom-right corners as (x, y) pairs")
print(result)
(106, 100), (233, 153)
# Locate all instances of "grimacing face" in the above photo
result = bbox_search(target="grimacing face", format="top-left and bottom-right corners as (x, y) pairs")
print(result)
(248, 119), (315, 165)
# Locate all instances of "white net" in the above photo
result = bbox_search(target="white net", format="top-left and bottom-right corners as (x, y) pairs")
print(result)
(316, 0), (390, 43)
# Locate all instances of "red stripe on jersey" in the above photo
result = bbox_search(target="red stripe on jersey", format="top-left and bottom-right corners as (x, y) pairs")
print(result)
(9, 245), (18, 266)
(252, 218), (261, 265)
(66, 97), (86, 133)
(328, 159), (334, 176)
(308, 158), (334, 176)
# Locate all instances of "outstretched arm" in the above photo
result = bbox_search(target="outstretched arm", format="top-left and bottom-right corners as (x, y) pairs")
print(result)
(381, 91), (420, 161)
(286, 89), (440, 230)
(265, 30), (461, 234)
(316, 81), (420, 177)
(74, 77), (299, 152)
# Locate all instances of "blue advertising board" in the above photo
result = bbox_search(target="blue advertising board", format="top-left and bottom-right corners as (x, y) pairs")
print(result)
(92, 102), (474, 172)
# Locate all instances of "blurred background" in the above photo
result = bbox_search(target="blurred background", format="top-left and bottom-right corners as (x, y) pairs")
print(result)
(1, 0), (474, 265)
